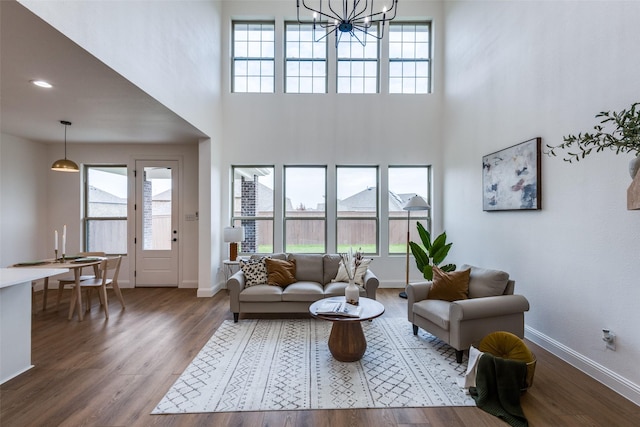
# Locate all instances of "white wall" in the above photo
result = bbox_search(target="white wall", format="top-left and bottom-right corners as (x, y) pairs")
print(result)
(443, 1), (640, 403)
(43, 142), (200, 288)
(0, 134), (50, 266)
(220, 0), (445, 286)
(20, 0), (221, 138)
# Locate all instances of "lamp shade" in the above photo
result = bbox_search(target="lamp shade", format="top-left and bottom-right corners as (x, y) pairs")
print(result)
(51, 158), (80, 172)
(403, 195), (430, 211)
(223, 226), (244, 243)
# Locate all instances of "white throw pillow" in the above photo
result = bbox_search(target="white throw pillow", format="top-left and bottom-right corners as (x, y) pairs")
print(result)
(354, 258), (371, 286)
(332, 258), (371, 286)
(333, 262), (351, 283)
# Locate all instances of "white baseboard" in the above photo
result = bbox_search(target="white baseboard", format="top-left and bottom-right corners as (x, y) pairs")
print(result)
(181, 280), (198, 289)
(378, 281), (405, 289)
(525, 325), (640, 406)
(197, 282), (223, 298)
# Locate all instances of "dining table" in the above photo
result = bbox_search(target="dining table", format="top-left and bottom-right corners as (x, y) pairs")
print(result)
(12, 257), (104, 321)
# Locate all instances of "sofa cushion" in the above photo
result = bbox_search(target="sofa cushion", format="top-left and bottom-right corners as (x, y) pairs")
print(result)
(239, 258), (268, 287)
(427, 266), (470, 302)
(460, 264), (510, 298)
(323, 254), (342, 285)
(414, 299), (451, 330)
(265, 258), (297, 287)
(281, 281), (324, 302)
(289, 253), (324, 284)
(239, 284), (282, 302)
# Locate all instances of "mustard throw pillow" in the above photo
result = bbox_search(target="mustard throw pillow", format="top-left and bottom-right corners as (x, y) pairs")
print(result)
(427, 266), (471, 302)
(265, 258), (297, 287)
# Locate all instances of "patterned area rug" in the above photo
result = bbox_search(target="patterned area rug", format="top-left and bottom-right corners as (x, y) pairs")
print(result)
(152, 317), (475, 414)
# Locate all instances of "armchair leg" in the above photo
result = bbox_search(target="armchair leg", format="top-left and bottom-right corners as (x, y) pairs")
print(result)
(233, 313), (239, 323)
(412, 324), (418, 335)
(455, 350), (463, 363)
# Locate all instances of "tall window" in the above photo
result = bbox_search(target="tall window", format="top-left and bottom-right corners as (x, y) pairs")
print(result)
(388, 166), (431, 254)
(337, 166), (378, 253)
(285, 22), (327, 93)
(84, 166), (128, 254)
(337, 28), (379, 93)
(231, 166), (275, 254)
(232, 22), (275, 93)
(389, 22), (431, 94)
(284, 166), (326, 253)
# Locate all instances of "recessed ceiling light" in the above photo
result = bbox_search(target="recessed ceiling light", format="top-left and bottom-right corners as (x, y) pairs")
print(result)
(30, 80), (53, 88)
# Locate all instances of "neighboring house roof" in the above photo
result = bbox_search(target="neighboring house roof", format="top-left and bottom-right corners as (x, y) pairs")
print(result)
(338, 187), (424, 212)
(154, 189), (172, 201)
(89, 185), (126, 204)
(238, 183), (425, 212)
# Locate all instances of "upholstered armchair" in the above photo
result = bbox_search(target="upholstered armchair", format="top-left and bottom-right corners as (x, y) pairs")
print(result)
(407, 264), (530, 363)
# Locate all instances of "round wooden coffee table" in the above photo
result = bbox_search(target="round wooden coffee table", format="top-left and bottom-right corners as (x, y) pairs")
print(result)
(309, 296), (385, 362)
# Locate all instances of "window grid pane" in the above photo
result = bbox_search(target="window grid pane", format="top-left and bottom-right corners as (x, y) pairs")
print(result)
(388, 166), (431, 254)
(337, 28), (378, 94)
(232, 166), (275, 254)
(388, 23), (431, 94)
(285, 23), (327, 93)
(85, 166), (128, 255)
(284, 166), (326, 253)
(233, 22), (275, 93)
(337, 166), (379, 254)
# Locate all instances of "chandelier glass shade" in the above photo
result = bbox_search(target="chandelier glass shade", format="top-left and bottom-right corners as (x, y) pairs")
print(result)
(296, 0), (398, 46)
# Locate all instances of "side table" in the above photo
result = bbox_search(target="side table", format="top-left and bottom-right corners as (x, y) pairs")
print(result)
(222, 259), (240, 281)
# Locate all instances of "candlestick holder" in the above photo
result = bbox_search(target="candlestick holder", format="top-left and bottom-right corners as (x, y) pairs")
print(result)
(62, 253), (66, 263)
(55, 249), (59, 262)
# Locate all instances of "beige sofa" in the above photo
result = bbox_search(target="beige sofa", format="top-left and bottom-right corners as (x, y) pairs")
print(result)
(227, 253), (379, 322)
(407, 264), (530, 363)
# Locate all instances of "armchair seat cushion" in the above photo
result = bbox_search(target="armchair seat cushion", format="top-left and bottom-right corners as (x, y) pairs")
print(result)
(413, 299), (451, 330)
(239, 284), (282, 302)
(281, 281), (324, 302)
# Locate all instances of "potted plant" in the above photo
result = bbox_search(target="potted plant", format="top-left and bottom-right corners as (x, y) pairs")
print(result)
(409, 222), (456, 281)
(545, 102), (640, 177)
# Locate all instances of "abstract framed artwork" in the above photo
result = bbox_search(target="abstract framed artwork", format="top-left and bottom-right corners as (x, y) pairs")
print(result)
(482, 137), (541, 211)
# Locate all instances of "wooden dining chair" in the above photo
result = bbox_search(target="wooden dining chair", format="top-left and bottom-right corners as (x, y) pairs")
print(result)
(55, 251), (106, 310)
(69, 256), (124, 320)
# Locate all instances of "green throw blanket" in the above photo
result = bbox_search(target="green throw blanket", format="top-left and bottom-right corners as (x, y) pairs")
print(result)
(470, 353), (528, 427)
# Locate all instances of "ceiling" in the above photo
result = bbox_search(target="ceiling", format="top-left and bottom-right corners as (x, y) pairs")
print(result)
(0, 1), (208, 145)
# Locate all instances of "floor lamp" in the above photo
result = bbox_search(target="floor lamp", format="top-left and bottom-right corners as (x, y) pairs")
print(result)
(399, 195), (430, 299)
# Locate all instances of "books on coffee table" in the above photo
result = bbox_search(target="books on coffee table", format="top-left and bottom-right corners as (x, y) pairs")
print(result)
(316, 301), (362, 318)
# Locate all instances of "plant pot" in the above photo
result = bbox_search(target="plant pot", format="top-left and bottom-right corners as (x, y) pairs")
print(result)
(630, 155), (640, 179)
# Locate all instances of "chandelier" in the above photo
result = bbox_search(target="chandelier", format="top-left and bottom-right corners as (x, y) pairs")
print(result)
(296, 0), (398, 47)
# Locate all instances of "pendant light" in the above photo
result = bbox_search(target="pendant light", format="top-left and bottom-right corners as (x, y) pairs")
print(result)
(51, 120), (79, 172)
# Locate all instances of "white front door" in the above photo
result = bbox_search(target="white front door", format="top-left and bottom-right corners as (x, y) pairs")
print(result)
(135, 160), (179, 287)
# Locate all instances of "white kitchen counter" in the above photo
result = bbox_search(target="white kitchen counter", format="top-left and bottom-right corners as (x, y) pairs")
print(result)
(0, 267), (68, 384)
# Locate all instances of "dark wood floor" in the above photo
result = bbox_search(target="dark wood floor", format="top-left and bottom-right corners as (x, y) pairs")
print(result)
(1, 288), (638, 427)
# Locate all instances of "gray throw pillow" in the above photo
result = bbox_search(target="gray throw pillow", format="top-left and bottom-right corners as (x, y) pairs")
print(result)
(461, 264), (510, 298)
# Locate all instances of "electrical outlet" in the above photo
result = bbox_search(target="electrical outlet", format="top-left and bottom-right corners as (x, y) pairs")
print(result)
(602, 329), (616, 351)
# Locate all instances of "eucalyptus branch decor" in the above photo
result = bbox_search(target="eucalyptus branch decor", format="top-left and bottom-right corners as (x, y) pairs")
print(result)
(408, 222), (456, 281)
(545, 102), (640, 164)
(339, 248), (363, 282)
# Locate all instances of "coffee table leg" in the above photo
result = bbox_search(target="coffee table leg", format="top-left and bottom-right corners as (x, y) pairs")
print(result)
(328, 321), (366, 362)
